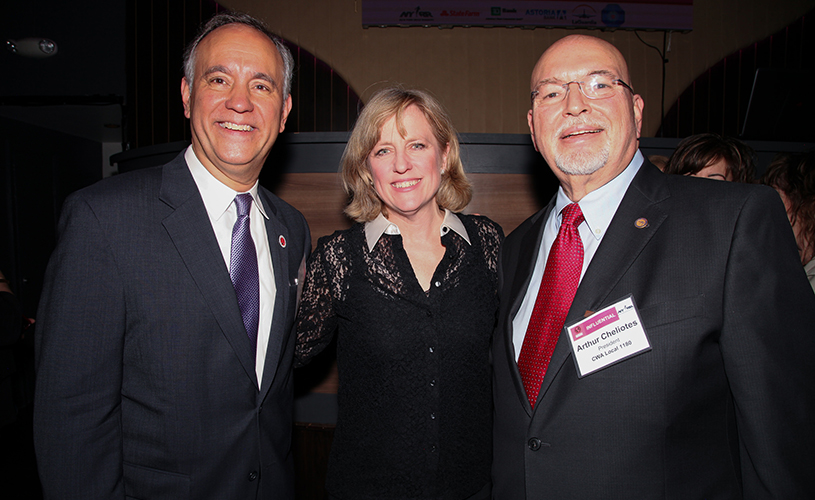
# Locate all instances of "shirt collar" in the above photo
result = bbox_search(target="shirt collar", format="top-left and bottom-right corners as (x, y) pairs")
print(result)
(185, 146), (268, 221)
(363, 209), (471, 252)
(804, 256), (815, 276)
(554, 149), (643, 241)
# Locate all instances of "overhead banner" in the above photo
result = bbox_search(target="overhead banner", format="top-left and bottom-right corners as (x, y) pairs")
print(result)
(361, 1), (693, 31)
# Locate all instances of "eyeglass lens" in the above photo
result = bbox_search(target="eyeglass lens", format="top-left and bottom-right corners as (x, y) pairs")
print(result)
(533, 75), (623, 104)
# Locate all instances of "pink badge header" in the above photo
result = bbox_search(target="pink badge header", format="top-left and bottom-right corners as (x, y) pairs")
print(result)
(570, 306), (619, 341)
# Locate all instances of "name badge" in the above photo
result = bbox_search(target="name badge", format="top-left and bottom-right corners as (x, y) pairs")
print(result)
(566, 295), (651, 378)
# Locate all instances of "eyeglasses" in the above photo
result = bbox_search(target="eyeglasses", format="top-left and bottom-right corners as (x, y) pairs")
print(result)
(531, 74), (634, 106)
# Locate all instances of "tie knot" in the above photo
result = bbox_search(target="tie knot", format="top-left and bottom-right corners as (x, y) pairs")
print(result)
(235, 193), (253, 217)
(561, 202), (584, 227)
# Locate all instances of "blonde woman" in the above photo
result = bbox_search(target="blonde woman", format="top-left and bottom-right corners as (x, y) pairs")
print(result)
(296, 86), (502, 499)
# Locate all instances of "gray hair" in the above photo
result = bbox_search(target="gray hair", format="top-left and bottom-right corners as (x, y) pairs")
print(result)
(182, 11), (294, 99)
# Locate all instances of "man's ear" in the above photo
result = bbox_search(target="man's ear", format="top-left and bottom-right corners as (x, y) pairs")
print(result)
(527, 109), (539, 152)
(632, 94), (644, 139)
(279, 94), (293, 133)
(181, 78), (192, 119)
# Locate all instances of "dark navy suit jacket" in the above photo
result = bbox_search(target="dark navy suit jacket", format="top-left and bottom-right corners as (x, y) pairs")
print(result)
(34, 152), (310, 499)
(493, 159), (815, 499)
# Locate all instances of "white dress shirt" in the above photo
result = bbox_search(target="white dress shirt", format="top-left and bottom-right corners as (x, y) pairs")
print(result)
(512, 150), (644, 360)
(185, 146), (276, 385)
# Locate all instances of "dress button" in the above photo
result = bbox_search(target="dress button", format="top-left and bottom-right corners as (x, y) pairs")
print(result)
(430, 413), (436, 420)
(429, 346), (434, 353)
(434, 281), (441, 287)
(528, 438), (542, 451)
(426, 309), (432, 317)
(247, 470), (258, 481)
(431, 445), (437, 452)
(430, 379), (436, 387)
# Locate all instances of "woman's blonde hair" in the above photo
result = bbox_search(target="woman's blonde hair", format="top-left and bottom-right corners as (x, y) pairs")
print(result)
(341, 86), (472, 222)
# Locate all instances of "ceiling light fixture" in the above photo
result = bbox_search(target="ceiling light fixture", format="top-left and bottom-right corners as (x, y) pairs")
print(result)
(6, 38), (58, 58)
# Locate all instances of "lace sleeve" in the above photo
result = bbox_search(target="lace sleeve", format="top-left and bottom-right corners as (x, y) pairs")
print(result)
(470, 215), (505, 275)
(295, 237), (336, 367)
(295, 231), (351, 367)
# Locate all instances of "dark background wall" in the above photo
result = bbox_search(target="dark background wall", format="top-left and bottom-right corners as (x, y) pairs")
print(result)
(1, 1), (126, 98)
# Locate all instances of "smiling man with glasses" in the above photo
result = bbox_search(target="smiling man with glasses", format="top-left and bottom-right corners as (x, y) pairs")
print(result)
(492, 34), (815, 499)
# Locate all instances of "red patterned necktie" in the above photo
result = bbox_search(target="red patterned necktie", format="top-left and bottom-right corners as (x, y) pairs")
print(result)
(518, 202), (585, 409)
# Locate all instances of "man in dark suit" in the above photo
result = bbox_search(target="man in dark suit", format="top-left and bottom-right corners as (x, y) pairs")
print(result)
(33, 12), (310, 499)
(493, 34), (815, 498)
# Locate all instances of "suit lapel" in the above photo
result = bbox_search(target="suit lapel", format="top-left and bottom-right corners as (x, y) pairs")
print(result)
(159, 155), (259, 388)
(505, 199), (555, 415)
(257, 189), (291, 398)
(536, 161), (670, 400)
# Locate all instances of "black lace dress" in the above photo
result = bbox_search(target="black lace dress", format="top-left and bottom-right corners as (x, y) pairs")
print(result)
(296, 213), (503, 500)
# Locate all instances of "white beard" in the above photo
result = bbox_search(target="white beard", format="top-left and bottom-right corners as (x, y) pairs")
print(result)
(554, 143), (610, 176)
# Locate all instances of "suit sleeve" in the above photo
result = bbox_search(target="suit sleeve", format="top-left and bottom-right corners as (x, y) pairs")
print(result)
(720, 187), (815, 498)
(34, 193), (126, 499)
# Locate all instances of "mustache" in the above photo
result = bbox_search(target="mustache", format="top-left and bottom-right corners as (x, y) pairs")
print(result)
(556, 119), (606, 138)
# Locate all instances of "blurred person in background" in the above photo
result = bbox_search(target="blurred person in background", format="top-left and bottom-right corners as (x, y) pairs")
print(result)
(762, 150), (815, 292)
(647, 154), (669, 171)
(664, 133), (755, 182)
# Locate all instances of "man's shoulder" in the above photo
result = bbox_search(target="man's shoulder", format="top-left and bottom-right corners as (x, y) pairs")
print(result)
(257, 185), (308, 231)
(59, 154), (191, 227)
(631, 163), (780, 216)
(659, 172), (780, 212)
(67, 165), (164, 208)
(70, 152), (190, 205)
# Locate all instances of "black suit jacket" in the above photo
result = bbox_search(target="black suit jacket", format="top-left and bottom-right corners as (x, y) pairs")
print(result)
(34, 152), (310, 499)
(493, 159), (815, 499)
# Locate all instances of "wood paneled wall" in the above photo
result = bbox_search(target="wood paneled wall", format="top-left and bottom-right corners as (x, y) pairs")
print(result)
(275, 172), (548, 250)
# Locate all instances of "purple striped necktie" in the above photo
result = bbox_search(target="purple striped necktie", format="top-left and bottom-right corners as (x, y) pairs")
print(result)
(230, 193), (259, 353)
